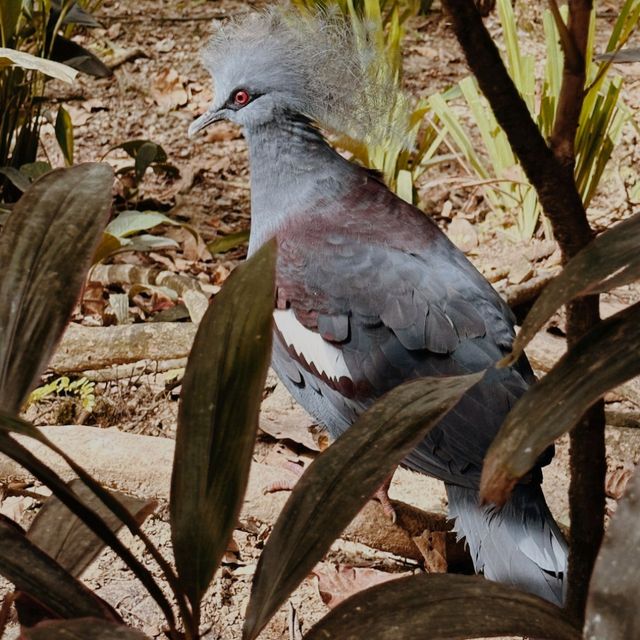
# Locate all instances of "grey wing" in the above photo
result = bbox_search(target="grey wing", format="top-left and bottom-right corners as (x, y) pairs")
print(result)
(274, 231), (535, 489)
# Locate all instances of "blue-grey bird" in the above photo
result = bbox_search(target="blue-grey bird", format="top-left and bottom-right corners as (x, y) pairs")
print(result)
(189, 7), (567, 605)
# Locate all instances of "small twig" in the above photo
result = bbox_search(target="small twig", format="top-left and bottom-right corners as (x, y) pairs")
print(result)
(547, 0), (582, 72)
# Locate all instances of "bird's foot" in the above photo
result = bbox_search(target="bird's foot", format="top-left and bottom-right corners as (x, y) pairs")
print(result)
(373, 475), (397, 524)
(263, 460), (305, 495)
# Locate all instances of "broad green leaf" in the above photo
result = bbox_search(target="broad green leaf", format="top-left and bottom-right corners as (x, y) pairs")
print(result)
(0, 163), (114, 412)
(0, 416), (177, 630)
(20, 618), (151, 640)
(28, 478), (156, 578)
(0, 516), (118, 622)
(585, 466), (640, 639)
(111, 140), (167, 163)
(51, 36), (113, 79)
(243, 372), (483, 640)
(305, 574), (580, 640)
(134, 142), (160, 182)
(482, 302), (640, 505)
(170, 239), (276, 610)
(0, 47), (77, 83)
(104, 210), (178, 240)
(55, 106), (74, 166)
(503, 212), (640, 366)
(207, 229), (250, 255)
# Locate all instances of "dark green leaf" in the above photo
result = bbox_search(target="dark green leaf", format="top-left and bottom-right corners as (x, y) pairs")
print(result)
(482, 301), (640, 505)
(585, 464), (640, 639)
(0, 0), (22, 43)
(0, 163), (114, 412)
(113, 140), (167, 163)
(207, 229), (250, 255)
(0, 417), (176, 630)
(55, 106), (74, 166)
(20, 618), (150, 640)
(243, 371), (483, 640)
(28, 478), (156, 578)
(134, 142), (160, 182)
(171, 240), (275, 610)
(19, 162), (52, 181)
(0, 167), (31, 192)
(0, 515), (118, 622)
(150, 162), (180, 179)
(51, 37), (112, 78)
(503, 212), (640, 366)
(306, 574), (580, 640)
(55, 1), (101, 27)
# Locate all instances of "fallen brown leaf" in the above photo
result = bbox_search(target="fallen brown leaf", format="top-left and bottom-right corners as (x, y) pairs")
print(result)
(312, 564), (412, 609)
(151, 68), (188, 113)
(412, 530), (448, 573)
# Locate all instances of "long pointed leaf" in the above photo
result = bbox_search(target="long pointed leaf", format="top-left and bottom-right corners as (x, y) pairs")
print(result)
(0, 516), (118, 622)
(20, 618), (151, 640)
(0, 423), (176, 630)
(28, 478), (156, 578)
(243, 372), (483, 640)
(305, 573), (580, 640)
(585, 466), (640, 639)
(0, 48), (78, 82)
(170, 239), (276, 610)
(0, 163), (114, 412)
(482, 302), (640, 505)
(503, 212), (640, 366)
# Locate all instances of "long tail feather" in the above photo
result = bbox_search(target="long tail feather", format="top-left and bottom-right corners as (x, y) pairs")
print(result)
(446, 482), (568, 606)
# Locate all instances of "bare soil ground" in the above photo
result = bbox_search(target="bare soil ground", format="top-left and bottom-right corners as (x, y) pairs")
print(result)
(1, 1), (640, 638)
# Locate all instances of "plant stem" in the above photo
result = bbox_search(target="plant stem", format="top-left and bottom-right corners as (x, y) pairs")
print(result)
(440, 0), (606, 623)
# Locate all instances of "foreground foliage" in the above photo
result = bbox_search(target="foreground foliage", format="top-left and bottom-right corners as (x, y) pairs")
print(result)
(0, 0), (109, 193)
(0, 2), (638, 640)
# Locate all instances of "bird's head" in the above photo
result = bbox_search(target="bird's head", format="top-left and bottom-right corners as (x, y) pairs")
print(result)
(188, 12), (310, 135)
(189, 6), (409, 142)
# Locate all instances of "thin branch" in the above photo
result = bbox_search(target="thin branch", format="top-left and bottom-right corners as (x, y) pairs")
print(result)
(547, 0), (582, 71)
(549, 0), (592, 164)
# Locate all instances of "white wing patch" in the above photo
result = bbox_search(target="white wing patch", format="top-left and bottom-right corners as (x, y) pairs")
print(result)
(274, 309), (352, 382)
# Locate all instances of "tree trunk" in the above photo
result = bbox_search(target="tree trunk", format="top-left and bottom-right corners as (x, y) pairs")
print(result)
(440, 0), (606, 622)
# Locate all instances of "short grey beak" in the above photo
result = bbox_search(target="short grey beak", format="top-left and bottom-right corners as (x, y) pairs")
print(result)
(188, 108), (224, 138)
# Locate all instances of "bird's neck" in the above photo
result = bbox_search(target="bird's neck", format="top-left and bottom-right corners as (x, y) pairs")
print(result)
(244, 114), (357, 254)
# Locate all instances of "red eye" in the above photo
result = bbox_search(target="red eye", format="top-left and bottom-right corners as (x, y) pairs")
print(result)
(234, 89), (250, 107)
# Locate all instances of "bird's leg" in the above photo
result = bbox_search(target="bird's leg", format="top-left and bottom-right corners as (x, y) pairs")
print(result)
(373, 473), (397, 524)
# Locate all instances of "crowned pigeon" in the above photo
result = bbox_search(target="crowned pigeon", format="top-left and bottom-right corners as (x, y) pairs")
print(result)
(190, 7), (567, 605)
